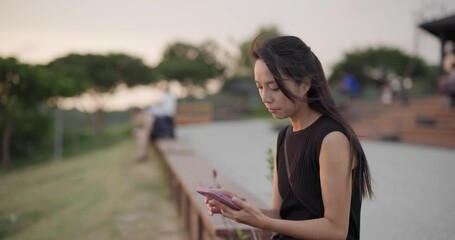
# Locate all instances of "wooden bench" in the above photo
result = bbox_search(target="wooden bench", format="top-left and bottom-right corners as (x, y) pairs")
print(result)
(155, 139), (273, 240)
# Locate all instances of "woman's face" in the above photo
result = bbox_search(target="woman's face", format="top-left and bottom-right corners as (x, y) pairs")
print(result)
(254, 59), (306, 119)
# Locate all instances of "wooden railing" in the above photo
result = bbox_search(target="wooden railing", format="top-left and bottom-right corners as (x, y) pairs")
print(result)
(155, 139), (274, 240)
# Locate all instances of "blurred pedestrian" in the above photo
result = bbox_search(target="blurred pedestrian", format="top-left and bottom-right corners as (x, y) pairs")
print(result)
(147, 104), (166, 142)
(161, 86), (177, 138)
(443, 41), (455, 74)
(339, 72), (360, 106)
(380, 82), (393, 105)
(147, 87), (177, 141)
(441, 41), (455, 109)
(446, 62), (455, 110)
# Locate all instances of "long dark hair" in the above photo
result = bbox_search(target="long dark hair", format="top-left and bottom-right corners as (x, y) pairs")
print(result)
(251, 35), (373, 198)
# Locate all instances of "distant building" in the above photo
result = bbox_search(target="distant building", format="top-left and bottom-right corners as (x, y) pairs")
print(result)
(419, 13), (455, 73)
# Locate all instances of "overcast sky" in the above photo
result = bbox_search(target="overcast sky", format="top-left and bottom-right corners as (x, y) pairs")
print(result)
(1, 0), (454, 75)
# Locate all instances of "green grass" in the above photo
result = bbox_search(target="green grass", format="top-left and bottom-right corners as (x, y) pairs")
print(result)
(5, 124), (133, 172)
(0, 140), (184, 240)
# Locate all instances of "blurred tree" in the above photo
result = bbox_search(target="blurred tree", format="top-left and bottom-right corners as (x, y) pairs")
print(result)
(48, 53), (156, 132)
(156, 40), (225, 93)
(0, 57), (80, 167)
(220, 26), (281, 111)
(44, 53), (92, 89)
(328, 46), (435, 102)
(234, 25), (281, 77)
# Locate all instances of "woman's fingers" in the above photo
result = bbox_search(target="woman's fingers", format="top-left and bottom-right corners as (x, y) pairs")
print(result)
(206, 199), (223, 214)
(232, 196), (248, 209)
(219, 188), (235, 198)
(219, 188), (246, 201)
(221, 199), (264, 227)
(203, 189), (247, 216)
(220, 203), (234, 217)
(220, 204), (248, 225)
(205, 196), (219, 215)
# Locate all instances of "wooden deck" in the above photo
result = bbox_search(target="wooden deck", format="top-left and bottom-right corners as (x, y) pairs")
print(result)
(346, 95), (455, 148)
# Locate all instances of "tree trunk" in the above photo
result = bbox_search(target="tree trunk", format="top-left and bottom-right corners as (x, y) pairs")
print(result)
(54, 108), (63, 161)
(2, 116), (13, 168)
(90, 92), (105, 134)
(92, 109), (104, 134)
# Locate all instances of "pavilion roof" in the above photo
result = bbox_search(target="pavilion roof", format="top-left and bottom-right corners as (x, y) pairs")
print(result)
(419, 13), (455, 41)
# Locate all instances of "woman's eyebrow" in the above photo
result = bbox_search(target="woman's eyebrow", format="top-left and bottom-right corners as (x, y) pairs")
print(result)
(255, 79), (276, 84)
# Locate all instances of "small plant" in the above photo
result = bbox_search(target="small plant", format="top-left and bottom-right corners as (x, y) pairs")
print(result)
(212, 169), (221, 188)
(236, 228), (250, 240)
(265, 148), (274, 183)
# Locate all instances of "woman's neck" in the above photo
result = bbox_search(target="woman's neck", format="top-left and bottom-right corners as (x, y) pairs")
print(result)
(289, 105), (322, 132)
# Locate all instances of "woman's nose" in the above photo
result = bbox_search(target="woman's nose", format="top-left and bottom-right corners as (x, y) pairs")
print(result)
(261, 90), (272, 103)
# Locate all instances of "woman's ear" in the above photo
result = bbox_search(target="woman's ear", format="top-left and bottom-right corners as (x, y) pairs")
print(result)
(299, 78), (311, 95)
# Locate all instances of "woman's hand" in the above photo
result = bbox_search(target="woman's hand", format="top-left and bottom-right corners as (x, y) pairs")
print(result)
(203, 188), (243, 216)
(220, 196), (268, 229)
(204, 189), (267, 229)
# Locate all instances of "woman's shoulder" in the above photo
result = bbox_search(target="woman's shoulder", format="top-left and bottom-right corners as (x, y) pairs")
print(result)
(311, 115), (349, 141)
(316, 115), (346, 131)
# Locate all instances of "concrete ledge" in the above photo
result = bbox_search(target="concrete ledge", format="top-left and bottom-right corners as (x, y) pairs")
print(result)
(155, 139), (273, 240)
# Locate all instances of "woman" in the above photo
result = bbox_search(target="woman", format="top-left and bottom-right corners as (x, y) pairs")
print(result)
(203, 35), (373, 239)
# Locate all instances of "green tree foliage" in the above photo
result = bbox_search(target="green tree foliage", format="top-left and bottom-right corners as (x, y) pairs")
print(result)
(44, 54), (91, 91)
(220, 25), (281, 112)
(235, 25), (281, 77)
(0, 57), (81, 167)
(48, 53), (156, 132)
(48, 53), (156, 92)
(6, 109), (52, 160)
(156, 41), (225, 87)
(328, 46), (433, 90)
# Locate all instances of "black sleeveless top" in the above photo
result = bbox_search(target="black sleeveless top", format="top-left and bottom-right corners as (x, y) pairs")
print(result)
(275, 115), (361, 240)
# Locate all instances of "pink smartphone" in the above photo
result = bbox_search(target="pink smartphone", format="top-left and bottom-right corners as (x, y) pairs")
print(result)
(196, 187), (242, 211)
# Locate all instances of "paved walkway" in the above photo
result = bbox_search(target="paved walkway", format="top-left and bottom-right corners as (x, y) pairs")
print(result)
(176, 119), (455, 240)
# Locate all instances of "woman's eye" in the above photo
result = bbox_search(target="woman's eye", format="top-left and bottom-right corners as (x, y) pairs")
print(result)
(269, 84), (279, 91)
